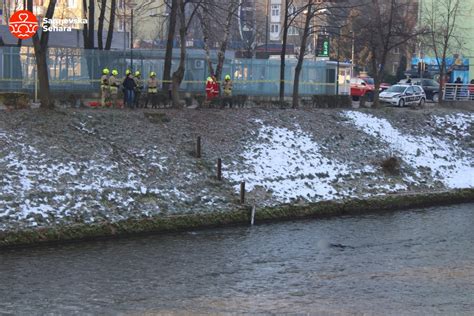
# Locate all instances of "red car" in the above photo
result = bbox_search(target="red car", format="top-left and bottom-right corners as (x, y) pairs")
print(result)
(350, 77), (375, 100)
(350, 77), (391, 100)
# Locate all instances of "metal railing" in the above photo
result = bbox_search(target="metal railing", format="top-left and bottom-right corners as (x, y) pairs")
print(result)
(443, 84), (474, 101)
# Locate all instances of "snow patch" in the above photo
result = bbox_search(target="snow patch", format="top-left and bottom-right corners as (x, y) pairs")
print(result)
(344, 111), (474, 189)
(224, 122), (357, 202)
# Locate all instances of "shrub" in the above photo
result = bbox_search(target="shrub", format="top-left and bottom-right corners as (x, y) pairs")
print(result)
(381, 156), (400, 175)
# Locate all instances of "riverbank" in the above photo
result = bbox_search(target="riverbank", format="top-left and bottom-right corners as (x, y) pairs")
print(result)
(1, 107), (473, 247)
(1, 189), (473, 248)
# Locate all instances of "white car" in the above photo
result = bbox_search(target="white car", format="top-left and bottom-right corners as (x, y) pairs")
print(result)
(379, 84), (426, 107)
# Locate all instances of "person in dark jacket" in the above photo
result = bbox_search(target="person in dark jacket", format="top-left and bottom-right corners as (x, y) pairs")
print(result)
(123, 72), (137, 108)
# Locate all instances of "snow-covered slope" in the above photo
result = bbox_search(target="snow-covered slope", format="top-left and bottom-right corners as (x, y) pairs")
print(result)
(0, 108), (472, 231)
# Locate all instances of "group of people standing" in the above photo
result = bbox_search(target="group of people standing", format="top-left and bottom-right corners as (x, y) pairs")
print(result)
(206, 74), (233, 107)
(100, 69), (234, 109)
(100, 68), (160, 108)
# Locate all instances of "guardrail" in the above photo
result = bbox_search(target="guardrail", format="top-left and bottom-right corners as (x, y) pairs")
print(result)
(443, 84), (474, 101)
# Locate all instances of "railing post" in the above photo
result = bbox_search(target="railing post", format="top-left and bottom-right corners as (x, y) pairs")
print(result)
(240, 181), (245, 204)
(196, 136), (201, 158)
(217, 158), (222, 181)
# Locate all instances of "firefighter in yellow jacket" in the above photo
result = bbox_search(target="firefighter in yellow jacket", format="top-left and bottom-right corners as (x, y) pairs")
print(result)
(146, 72), (158, 108)
(109, 69), (120, 108)
(222, 74), (233, 108)
(133, 71), (144, 108)
(100, 68), (110, 107)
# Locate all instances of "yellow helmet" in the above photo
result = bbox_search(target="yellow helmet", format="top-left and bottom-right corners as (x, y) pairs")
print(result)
(103, 68), (110, 75)
(126, 69), (131, 75)
(135, 71), (140, 76)
(111, 69), (118, 76)
(150, 72), (156, 77)
(225, 75), (231, 80)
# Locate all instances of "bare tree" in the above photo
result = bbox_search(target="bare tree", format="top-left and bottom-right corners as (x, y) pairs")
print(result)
(423, 0), (464, 102)
(354, 0), (421, 107)
(163, 0), (178, 93)
(97, 0), (107, 49)
(292, 0), (313, 108)
(82, 0), (95, 49)
(196, 3), (215, 76)
(279, 0), (294, 102)
(214, 0), (240, 81)
(27, 0), (57, 109)
(198, 0), (239, 81)
(105, 0), (116, 50)
(170, 0), (203, 107)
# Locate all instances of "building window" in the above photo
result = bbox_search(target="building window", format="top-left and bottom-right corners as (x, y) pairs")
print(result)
(271, 5), (280, 17)
(288, 26), (298, 36)
(393, 47), (400, 54)
(117, 19), (124, 31)
(289, 5), (297, 15)
(270, 23), (279, 34)
(392, 62), (399, 75)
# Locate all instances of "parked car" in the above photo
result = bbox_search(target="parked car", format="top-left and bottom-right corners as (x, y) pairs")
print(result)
(350, 77), (375, 100)
(380, 82), (392, 91)
(379, 84), (426, 107)
(399, 78), (439, 102)
(350, 77), (391, 101)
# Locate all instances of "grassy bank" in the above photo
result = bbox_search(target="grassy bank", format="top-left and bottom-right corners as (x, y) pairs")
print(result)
(1, 188), (473, 249)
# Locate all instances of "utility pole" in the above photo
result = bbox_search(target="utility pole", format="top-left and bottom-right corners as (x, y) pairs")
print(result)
(351, 30), (355, 78)
(130, 7), (134, 71)
(265, 0), (269, 53)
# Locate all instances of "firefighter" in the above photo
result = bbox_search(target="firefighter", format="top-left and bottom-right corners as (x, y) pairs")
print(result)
(146, 71), (158, 108)
(109, 69), (120, 108)
(134, 70), (144, 108)
(123, 71), (137, 108)
(212, 75), (219, 98)
(123, 69), (132, 106)
(205, 76), (214, 101)
(100, 68), (110, 107)
(222, 74), (233, 108)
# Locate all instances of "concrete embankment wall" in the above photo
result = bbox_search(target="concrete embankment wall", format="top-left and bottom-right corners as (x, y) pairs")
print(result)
(1, 189), (473, 248)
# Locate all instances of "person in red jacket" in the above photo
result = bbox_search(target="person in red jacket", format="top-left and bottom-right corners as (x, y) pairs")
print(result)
(212, 75), (219, 98)
(205, 76), (214, 101)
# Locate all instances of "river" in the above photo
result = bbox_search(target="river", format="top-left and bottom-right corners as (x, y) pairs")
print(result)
(1, 203), (473, 315)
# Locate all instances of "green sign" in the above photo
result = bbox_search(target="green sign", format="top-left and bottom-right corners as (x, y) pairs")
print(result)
(316, 35), (330, 57)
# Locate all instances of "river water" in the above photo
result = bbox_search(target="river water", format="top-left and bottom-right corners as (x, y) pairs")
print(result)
(1, 203), (473, 315)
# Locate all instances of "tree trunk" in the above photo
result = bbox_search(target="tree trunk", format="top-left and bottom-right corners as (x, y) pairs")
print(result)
(370, 52), (380, 108)
(29, 0), (57, 109)
(197, 8), (215, 76)
(292, 3), (312, 109)
(163, 0), (178, 92)
(88, 0), (95, 48)
(97, 0), (107, 49)
(215, 0), (238, 81)
(105, 0), (116, 50)
(34, 50), (53, 108)
(171, 0), (186, 108)
(438, 60), (446, 103)
(279, 0), (290, 102)
(82, 0), (90, 48)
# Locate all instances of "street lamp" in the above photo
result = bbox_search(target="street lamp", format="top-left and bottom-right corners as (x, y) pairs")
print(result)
(127, 1), (137, 71)
(123, 1), (136, 70)
(265, 0), (269, 53)
(350, 30), (355, 79)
